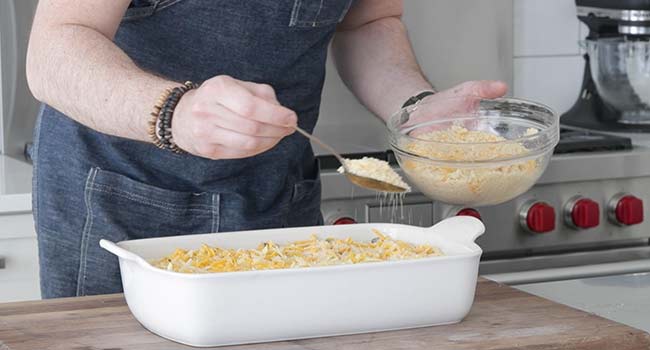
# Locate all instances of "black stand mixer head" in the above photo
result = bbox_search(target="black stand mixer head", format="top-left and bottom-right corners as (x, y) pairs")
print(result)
(562, 0), (650, 132)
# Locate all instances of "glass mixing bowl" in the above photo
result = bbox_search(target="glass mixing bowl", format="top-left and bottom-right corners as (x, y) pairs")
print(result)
(388, 97), (559, 206)
(585, 38), (650, 124)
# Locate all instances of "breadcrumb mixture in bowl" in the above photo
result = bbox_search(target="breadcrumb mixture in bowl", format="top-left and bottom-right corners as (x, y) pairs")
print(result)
(388, 98), (559, 206)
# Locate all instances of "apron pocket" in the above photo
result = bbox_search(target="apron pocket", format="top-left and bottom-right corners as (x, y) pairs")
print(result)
(76, 167), (217, 296)
(288, 160), (323, 227)
(289, 0), (353, 27)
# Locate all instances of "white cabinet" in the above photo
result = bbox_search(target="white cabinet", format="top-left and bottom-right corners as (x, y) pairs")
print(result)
(0, 195), (40, 302)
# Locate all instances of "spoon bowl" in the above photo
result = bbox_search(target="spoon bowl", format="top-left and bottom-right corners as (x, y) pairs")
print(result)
(293, 126), (408, 193)
(345, 173), (409, 193)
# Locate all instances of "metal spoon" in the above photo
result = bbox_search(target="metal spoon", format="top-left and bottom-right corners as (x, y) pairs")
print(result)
(292, 126), (408, 193)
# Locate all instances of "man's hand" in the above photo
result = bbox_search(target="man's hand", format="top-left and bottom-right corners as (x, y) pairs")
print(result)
(403, 80), (508, 131)
(422, 80), (508, 115)
(431, 80), (507, 103)
(172, 76), (297, 160)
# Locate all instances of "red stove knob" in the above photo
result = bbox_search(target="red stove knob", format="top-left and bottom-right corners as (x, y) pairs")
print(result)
(456, 208), (482, 221)
(520, 201), (555, 234)
(333, 217), (357, 225)
(609, 194), (644, 226)
(565, 197), (600, 229)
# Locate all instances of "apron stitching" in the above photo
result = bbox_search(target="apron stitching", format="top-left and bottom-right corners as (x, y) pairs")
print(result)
(76, 167), (98, 296)
(88, 186), (213, 212)
(215, 194), (221, 233)
(157, 0), (185, 11)
(312, 0), (324, 26)
(90, 183), (212, 208)
(211, 194), (216, 233)
(32, 106), (45, 230)
(289, 0), (302, 26)
(294, 18), (340, 26)
(338, 0), (353, 21)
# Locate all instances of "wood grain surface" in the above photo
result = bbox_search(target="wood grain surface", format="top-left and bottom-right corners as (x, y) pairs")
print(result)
(1, 279), (649, 350)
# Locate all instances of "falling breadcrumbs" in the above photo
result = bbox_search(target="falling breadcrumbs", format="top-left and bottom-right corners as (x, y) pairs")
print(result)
(403, 125), (541, 205)
(150, 229), (442, 274)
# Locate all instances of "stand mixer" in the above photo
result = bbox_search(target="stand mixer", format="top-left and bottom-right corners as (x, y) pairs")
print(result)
(562, 0), (650, 131)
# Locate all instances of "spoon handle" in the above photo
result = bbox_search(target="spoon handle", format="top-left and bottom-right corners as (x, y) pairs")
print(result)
(293, 126), (346, 165)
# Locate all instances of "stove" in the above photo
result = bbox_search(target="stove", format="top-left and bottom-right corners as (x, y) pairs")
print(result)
(554, 128), (632, 154)
(318, 127), (650, 276)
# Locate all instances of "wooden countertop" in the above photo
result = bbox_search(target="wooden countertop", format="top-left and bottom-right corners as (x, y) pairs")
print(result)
(1, 279), (649, 350)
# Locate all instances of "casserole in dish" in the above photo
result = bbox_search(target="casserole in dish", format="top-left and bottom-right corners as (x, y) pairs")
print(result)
(101, 216), (484, 347)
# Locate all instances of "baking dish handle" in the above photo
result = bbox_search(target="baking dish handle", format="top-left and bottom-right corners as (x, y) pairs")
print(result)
(100, 239), (147, 264)
(426, 216), (485, 244)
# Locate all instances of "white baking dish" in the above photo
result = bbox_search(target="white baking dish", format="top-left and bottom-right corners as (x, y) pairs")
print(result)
(100, 216), (485, 347)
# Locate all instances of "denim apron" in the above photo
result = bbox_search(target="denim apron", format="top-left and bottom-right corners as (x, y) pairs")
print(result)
(32, 0), (353, 298)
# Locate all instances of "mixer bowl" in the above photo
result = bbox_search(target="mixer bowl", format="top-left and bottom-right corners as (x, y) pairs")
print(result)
(388, 98), (559, 206)
(585, 38), (650, 124)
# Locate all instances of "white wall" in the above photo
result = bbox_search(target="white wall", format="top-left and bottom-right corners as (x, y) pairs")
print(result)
(316, 0), (514, 155)
(512, 0), (586, 116)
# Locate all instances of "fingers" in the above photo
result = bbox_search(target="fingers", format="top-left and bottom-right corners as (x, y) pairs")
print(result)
(202, 76), (297, 128)
(195, 103), (293, 138)
(239, 81), (279, 104)
(197, 125), (280, 153)
(479, 81), (508, 98)
(225, 93), (296, 127)
(450, 80), (509, 99)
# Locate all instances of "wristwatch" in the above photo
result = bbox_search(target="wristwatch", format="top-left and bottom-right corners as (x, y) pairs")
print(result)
(402, 90), (436, 108)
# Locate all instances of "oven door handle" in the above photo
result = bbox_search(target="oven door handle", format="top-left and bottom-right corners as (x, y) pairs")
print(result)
(483, 259), (650, 285)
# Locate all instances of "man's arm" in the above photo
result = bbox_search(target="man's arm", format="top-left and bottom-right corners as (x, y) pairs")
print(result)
(26, 0), (296, 159)
(332, 0), (508, 121)
(26, 0), (174, 142)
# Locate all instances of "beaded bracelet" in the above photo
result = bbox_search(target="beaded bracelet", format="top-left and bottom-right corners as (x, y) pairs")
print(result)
(148, 81), (197, 154)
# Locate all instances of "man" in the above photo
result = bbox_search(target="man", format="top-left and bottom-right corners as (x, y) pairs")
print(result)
(26, 0), (507, 298)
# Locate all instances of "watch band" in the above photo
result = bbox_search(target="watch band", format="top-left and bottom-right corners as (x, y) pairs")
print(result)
(402, 90), (436, 108)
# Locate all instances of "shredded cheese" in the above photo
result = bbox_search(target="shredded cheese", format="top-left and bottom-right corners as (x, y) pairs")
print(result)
(150, 229), (442, 274)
